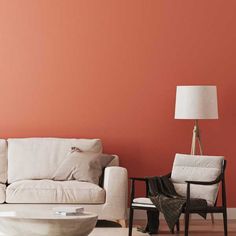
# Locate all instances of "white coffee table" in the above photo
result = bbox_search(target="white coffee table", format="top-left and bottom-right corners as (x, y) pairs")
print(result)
(0, 210), (98, 236)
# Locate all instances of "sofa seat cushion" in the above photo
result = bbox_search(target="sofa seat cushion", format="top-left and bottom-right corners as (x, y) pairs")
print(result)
(0, 184), (6, 203)
(6, 180), (105, 204)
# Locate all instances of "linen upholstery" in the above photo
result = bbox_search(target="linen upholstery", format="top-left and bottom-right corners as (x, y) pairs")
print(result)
(171, 153), (224, 206)
(6, 180), (105, 204)
(107, 155), (119, 167)
(0, 165), (128, 219)
(0, 139), (7, 184)
(7, 138), (102, 183)
(132, 197), (156, 208)
(53, 151), (114, 184)
(0, 184), (6, 203)
(173, 183), (219, 206)
(0, 137), (128, 221)
(102, 167), (128, 219)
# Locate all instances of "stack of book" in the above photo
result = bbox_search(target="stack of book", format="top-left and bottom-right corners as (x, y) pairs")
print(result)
(53, 207), (84, 216)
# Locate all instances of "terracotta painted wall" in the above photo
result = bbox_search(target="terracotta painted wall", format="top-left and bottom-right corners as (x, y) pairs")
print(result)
(0, 1), (236, 206)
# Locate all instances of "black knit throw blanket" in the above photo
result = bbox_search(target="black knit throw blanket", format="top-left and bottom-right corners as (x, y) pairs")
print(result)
(148, 176), (207, 231)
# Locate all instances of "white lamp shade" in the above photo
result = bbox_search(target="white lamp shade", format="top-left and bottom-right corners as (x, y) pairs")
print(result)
(175, 86), (219, 119)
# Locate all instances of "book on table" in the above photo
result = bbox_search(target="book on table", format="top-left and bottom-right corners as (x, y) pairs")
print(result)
(53, 207), (84, 216)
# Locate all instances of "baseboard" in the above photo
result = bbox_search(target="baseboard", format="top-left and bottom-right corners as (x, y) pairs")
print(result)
(130, 208), (236, 220)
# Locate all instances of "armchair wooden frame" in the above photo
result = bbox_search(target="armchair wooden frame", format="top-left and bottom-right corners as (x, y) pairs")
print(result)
(128, 160), (227, 236)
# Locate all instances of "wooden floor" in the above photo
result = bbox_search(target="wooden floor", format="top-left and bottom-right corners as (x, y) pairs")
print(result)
(133, 219), (236, 235)
(91, 219), (236, 235)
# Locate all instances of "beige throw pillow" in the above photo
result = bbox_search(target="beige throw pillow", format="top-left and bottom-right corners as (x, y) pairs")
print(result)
(52, 149), (114, 185)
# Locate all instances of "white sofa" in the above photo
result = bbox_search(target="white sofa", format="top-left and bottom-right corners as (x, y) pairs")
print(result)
(0, 138), (128, 223)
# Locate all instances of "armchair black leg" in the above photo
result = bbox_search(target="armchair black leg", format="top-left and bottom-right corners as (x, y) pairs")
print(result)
(184, 212), (190, 236)
(223, 209), (228, 236)
(128, 208), (134, 236)
(176, 219), (180, 232)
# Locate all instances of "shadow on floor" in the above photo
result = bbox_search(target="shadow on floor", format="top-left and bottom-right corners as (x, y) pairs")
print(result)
(96, 220), (122, 228)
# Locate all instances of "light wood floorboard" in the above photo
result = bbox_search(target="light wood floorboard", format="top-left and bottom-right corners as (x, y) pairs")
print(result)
(91, 219), (236, 235)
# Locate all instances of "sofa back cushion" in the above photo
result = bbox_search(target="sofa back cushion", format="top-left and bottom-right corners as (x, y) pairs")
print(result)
(7, 138), (102, 183)
(171, 153), (224, 205)
(52, 151), (115, 185)
(0, 139), (7, 184)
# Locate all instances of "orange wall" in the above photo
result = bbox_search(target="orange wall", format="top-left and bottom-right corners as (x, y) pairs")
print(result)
(0, 1), (236, 206)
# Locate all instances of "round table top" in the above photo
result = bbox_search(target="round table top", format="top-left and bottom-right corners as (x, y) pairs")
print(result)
(0, 210), (97, 220)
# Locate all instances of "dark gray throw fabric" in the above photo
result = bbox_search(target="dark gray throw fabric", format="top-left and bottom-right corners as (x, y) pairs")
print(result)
(148, 176), (207, 231)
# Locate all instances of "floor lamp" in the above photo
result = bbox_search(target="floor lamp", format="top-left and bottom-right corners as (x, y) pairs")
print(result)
(175, 85), (219, 223)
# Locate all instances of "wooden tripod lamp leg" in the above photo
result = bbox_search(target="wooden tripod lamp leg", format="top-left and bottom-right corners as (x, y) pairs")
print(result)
(191, 121), (197, 155)
(191, 120), (214, 224)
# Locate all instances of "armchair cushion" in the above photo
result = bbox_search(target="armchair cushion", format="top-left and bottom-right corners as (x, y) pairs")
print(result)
(171, 154), (224, 205)
(174, 183), (217, 206)
(132, 197), (156, 208)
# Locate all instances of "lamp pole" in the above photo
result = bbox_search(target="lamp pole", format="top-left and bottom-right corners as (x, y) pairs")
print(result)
(190, 119), (215, 224)
(191, 120), (203, 155)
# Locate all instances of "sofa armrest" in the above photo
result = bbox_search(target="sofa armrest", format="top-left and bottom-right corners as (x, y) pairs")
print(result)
(102, 166), (128, 219)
